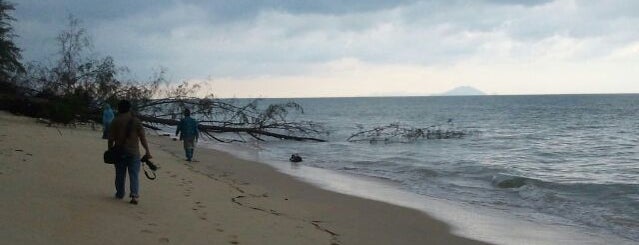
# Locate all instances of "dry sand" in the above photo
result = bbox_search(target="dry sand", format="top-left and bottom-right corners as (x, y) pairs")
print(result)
(0, 112), (490, 245)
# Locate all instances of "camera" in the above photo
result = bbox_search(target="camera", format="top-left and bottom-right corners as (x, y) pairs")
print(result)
(141, 155), (159, 171)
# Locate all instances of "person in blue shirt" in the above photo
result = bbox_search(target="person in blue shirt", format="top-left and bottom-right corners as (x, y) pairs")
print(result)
(175, 109), (199, 162)
(102, 104), (114, 139)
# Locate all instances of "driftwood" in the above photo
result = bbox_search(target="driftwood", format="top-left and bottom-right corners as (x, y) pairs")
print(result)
(347, 123), (469, 143)
(133, 95), (327, 143)
(138, 115), (326, 142)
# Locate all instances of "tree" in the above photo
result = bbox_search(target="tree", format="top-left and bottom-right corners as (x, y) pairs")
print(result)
(134, 81), (327, 142)
(6, 14), (327, 141)
(29, 15), (130, 122)
(0, 0), (24, 81)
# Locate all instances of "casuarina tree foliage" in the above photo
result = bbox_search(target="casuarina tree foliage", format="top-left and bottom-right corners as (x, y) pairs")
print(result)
(3, 14), (464, 143)
(3, 15), (328, 141)
(0, 0), (24, 81)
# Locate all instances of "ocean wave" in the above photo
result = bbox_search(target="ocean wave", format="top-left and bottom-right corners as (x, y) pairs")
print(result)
(491, 174), (537, 188)
(502, 176), (639, 241)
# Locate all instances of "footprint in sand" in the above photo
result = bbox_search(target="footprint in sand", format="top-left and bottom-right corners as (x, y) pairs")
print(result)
(228, 235), (239, 244)
(140, 229), (154, 234)
(158, 237), (170, 243)
(193, 201), (206, 209)
(198, 210), (208, 219)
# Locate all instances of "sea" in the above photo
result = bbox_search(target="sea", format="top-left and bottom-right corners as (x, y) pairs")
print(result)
(198, 95), (639, 244)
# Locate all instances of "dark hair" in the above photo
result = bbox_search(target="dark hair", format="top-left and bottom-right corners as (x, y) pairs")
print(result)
(184, 108), (191, 116)
(117, 100), (131, 113)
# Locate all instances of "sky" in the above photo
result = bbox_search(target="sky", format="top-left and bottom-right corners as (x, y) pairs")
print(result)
(12, 0), (639, 98)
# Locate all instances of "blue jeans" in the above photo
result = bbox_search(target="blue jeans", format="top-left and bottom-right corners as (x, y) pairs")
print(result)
(114, 156), (141, 198)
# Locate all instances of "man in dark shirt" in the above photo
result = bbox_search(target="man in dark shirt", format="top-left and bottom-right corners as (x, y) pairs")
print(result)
(108, 100), (152, 204)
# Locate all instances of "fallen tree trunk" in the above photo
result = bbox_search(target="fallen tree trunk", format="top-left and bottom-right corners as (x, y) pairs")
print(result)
(137, 115), (326, 142)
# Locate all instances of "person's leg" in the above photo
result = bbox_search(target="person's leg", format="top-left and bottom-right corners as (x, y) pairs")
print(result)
(114, 162), (126, 198)
(190, 140), (196, 160)
(183, 140), (190, 160)
(184, 139), (194, 161)
(127, 157), (141, 203)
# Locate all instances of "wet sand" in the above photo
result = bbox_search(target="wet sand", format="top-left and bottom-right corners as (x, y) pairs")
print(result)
(0, 112), (489, 245)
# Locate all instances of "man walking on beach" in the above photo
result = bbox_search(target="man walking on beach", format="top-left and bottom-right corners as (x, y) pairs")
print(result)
(175, 109), (199, 162)
(108, 100), (152, 204)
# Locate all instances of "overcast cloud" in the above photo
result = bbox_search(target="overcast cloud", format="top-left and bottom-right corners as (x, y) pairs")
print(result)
(13, 0), (639, 97)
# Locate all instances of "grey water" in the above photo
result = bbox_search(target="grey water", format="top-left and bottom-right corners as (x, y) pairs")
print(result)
(217, 95), (639, 242)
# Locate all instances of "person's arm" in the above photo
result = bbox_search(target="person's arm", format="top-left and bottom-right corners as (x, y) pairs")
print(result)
(138, 122), (152, 158)
(107, 123), (115, 149)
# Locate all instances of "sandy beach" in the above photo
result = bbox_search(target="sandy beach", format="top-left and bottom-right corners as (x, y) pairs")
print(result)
(0, 111), (489, 245)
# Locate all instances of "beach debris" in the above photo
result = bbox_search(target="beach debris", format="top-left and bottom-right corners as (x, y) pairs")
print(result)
(137, 99), (327, 143)
(347, 122), (472, 143)
(36, 118), (51, 125)
(289, 154), (302, 162)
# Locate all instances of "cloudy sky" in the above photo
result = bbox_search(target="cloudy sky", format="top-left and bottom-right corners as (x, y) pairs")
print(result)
(13, 0), (639, 98)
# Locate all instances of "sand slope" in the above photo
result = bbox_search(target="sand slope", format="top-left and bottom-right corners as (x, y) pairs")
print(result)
(0, 112), (489, 245)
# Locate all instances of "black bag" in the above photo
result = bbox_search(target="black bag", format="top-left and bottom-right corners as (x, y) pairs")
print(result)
(104, 146), (131, 164)
(104, 118), (134, 164)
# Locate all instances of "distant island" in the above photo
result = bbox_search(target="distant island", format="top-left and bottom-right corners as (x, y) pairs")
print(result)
(439, 86), (486, 96)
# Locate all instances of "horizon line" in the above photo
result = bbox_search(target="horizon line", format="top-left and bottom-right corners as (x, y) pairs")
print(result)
(213, 92), (639, 100)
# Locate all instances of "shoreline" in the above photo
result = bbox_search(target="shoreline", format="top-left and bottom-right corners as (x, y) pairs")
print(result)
(0, 112), (489, 245)
(200, 135), (637, 245)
